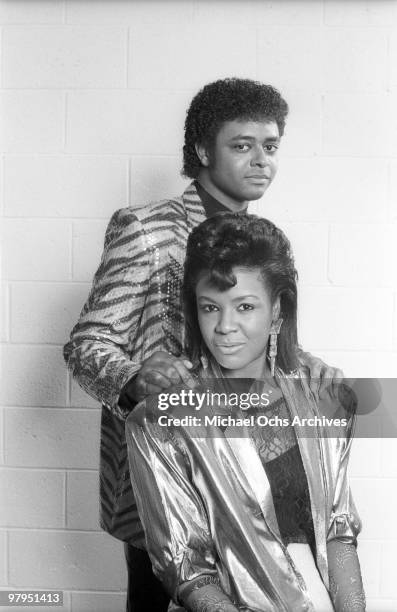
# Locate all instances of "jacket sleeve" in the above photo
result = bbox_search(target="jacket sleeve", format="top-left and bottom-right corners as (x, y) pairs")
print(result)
(63, 208), (151, 419)
(125, 408), (219, 603)
(327, 413), (362, 545)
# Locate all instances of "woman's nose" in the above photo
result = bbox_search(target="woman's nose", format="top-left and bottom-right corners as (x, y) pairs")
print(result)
(215, 310), (237, 334)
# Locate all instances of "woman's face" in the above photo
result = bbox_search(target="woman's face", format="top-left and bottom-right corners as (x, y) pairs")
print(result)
(196, 267), (279, 378)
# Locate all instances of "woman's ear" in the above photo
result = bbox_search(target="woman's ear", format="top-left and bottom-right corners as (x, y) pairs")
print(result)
(272, 297), (281, 321)
(195, 142), (210, 168)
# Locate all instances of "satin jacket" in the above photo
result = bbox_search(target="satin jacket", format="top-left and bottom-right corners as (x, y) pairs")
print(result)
(126, 371), (361, 612)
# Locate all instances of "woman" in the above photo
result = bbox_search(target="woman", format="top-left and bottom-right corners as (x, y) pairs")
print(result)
(126, 213), (366, 612)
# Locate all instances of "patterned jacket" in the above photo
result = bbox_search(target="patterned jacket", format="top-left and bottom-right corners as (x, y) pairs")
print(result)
(63, 182), (206, 544)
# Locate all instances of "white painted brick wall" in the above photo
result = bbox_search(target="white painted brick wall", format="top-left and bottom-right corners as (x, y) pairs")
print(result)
(1, 0), (396, 609)
(4, 156), (129, 218)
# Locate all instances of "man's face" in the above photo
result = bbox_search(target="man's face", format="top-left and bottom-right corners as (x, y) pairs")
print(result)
(199, 119), (280, 208)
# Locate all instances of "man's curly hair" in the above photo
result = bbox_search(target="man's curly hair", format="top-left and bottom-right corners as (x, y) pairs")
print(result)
(182, 78), (289, 179)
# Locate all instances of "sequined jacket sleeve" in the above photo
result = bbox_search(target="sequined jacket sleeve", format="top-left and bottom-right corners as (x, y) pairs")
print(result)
(63, 208), (151, 418)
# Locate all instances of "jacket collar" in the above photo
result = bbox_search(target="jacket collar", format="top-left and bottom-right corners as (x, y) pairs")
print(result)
(182, 181), (207, 231)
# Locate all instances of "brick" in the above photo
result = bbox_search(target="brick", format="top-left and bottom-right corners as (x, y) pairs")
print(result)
(130, 156), (189, 207)
(0, 532), (6, 585)
(70, 380), (99, 409)
(193, 0), (265, 25)
(1, 219), (70, 281)
(0, 0), (63, 23)
(394, 293), (397, 348)
(0, 284), (10, 342)
(72, 221), (108, 282)
(67, 90), (191, 155)
(4, 408), (100, 469)
(1, 346), (67, 407)
(321, 29), (388, 93)
(324, 0), (397, 26)
(263, 158), (389, 223)
(349, 439), (381, 479)
(0, 468), (64, 528)
(275, 222), (328, 285)
(3, 26), (127, 88)
(257, 28), (324, 94)
(381, 542), (397, 598)
(0, 154), (3, 216)
(71, 592), (125, 612)
(0, 408), (4, 465)
(350, 478), (393, 541)
(390, 32), (397, 89)
(10, 282), (90, 344)
(381, 438), (397, 478)
(357, 541), (381, 599)
(66, 471), (100, 531)
(194, 0), (322, 25)
(0, 596), (71, 612)
(129, 25), (256, 90)
(315, 351), (397, 378)
(4, 156), (128, 219)
(366, 600), (397, 612)
(298, 287), (393, 351)
(390, 160), (397, 220)
(9, 531), (126, 590)
(276, 91), (322, 158)
(329, 224), (397, 287)
(1, 91), (64, 153)
(323, 94), (397, 157)
(66, 0), (193, 24)
(256, 0), (323, 25)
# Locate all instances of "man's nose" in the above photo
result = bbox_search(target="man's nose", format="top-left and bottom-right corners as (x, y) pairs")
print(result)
(251, 146), (267, 167)
(215, 310), (237, 334)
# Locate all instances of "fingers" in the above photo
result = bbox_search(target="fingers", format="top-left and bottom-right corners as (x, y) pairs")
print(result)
(135, 351), (196, 400)
(170, 359), (196, 388)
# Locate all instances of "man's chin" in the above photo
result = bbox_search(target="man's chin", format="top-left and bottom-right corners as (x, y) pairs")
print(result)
(245, 186), (268, 201)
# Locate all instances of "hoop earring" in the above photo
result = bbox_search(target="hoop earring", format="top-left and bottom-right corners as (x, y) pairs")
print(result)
(268, 318), (283, 376)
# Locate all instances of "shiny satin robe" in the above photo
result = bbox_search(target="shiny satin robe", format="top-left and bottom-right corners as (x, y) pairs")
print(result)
(125, 372), (361, 612)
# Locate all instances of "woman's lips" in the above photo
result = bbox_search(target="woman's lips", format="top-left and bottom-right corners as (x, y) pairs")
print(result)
(214, 343), (245, 354)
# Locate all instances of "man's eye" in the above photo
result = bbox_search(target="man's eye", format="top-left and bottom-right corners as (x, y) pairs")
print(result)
(264, 144), (278, 153)
(238, 303), (254, 312)
(235, 144), (250, 152)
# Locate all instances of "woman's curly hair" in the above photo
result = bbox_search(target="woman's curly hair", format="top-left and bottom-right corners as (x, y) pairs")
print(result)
(182, 78), (289, 179)
(183, 212), (298, 373)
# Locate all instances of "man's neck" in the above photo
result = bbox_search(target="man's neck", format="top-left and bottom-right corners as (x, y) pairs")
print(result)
(196, 175), (248, 213)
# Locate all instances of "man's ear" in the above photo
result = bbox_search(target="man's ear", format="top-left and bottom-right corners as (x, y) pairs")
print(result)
(195, 142), (210, 168)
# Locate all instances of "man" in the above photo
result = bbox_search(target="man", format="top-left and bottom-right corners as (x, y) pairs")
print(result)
(64, 78), (331, 611)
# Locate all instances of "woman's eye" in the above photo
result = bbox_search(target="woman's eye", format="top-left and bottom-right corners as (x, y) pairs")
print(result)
(238, 303), (254, 312)
(200, 304), (218, 313)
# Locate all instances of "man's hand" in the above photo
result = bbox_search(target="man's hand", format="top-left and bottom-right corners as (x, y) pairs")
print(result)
(120, 351), (196, 406)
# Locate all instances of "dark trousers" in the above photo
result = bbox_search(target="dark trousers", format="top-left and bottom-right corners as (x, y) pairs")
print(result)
(125, 544), (170, 612)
